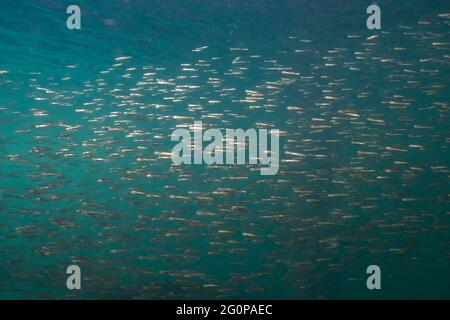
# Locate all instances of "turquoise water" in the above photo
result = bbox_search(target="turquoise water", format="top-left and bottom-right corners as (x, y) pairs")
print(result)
(0, 0), (449, 299)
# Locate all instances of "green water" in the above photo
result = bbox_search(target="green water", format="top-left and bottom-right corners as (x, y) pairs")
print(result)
(0, 0), (449, 299)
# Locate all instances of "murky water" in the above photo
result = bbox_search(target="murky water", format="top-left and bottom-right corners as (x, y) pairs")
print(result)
(0, 0), (449, 299)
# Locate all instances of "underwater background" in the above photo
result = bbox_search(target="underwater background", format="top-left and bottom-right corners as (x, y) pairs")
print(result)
(0, 0), (449, 299)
